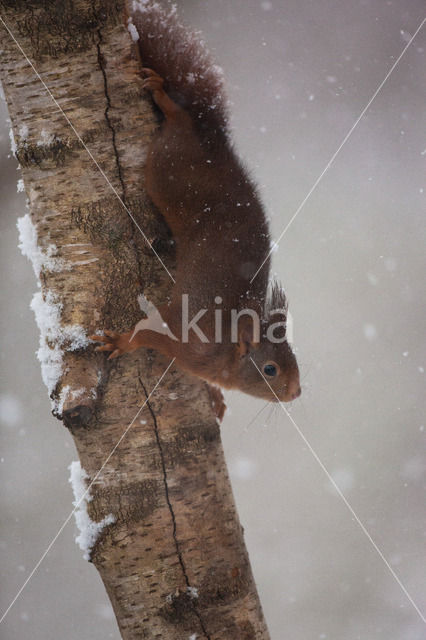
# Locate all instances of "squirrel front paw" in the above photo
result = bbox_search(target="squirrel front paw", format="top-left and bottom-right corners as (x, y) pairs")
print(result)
(207, 384), (227, 422)
(90, 330), (131, 360)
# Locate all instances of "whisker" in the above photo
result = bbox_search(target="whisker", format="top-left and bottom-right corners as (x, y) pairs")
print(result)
(261, 403), (276, 430)
(243, 400), (272, 432)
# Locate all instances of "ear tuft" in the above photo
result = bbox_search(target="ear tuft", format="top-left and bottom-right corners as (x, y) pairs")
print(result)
(265, 279), (287, 320)
(238, 326), (253, 358)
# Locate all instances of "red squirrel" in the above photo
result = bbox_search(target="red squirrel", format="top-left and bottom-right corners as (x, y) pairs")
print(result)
(92, 1), (301, 411)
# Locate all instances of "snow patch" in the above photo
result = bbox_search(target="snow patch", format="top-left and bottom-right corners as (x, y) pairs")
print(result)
(17, 178), (25, 193)
(17, 213), (70, 276)
(36, 128), (56, 147)
(9, 127), (16, 155)
(69, 461), (115, 561)
(30, 290), (90, 399)
(187, 586), (198, 599)
(18, 123), (29, 140)
(56, 385), (71, 416)
(30, 296), (63, 395)
(127, 17), (140, 42)
(56, 385), (86, 416)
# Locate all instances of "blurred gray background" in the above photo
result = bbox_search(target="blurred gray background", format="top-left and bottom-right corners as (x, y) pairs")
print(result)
(1, 0), (425, 638)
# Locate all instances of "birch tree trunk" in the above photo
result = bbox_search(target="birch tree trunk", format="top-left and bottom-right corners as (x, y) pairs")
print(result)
(0, 1), (270, 638)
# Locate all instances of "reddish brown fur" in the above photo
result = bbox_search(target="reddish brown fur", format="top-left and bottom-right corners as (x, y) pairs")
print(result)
(92, 2), (301, 412)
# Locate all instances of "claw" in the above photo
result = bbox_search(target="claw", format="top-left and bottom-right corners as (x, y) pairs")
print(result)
(91, 329), (127, 360)
(207, 384), (227, 422)
(216, 402), (226, 422)
(141, 67), (159, 77)
(95, 344), (114, 352)
(142, 79), (164, 92)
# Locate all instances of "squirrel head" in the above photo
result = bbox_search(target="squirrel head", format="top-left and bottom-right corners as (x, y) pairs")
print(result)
(234, 283), (301, 403)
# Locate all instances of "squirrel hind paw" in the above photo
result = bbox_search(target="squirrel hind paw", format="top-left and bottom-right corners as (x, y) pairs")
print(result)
(141, 67), (161, 78)
(142, 77), (165, 92)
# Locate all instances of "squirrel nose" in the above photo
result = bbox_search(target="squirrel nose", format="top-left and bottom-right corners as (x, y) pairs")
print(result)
(291, 386), (302, 400)
(286, 380), (301, 400)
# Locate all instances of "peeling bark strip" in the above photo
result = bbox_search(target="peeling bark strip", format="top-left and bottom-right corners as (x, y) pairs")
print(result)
(0, 1), (270, 638)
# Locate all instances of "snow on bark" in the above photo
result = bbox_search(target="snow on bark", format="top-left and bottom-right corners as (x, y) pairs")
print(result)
(69, 461), (115, 561)
(30, 290), (90, 401)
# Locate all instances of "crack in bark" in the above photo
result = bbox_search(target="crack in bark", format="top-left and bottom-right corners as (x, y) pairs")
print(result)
(138, 374), (211, 640)
(95, 27), (127, 204)
(94, 19), (146, 292)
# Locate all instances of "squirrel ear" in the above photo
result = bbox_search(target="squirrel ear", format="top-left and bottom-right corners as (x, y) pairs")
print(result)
(238, 325), (259, 358)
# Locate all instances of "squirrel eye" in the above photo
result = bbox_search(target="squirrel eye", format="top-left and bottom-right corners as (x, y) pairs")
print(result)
(263, 363), (277, 377)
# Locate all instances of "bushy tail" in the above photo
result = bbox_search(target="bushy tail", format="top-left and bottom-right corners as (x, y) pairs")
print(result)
(129, 0), (229, 139)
